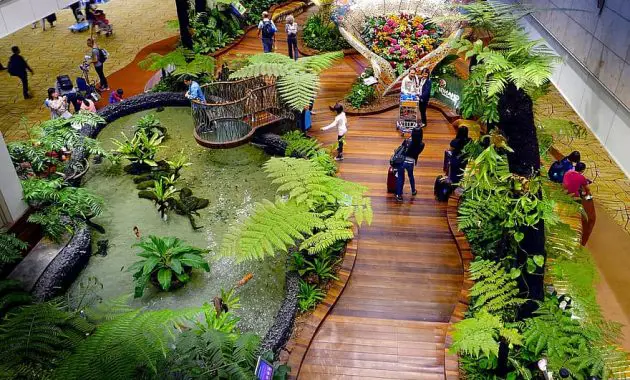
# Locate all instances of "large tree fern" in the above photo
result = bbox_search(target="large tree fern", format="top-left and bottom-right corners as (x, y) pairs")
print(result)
(468, 260), (524, 319)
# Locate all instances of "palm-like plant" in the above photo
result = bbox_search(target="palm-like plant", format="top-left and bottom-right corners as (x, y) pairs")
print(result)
(129, 235), (210, 298)
(229, 52), (344, 110)
(111, 129), (164, 168)
(139, 47), (216, 78)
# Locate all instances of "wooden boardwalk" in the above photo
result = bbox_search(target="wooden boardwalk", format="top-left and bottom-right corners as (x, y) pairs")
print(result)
(217, 19), (464, 379)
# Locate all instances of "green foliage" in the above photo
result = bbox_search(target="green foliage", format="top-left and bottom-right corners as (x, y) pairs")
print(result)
(450, 310), (522, 358)
(468, 260), (524, 319)
(299, 256), (339, 283)
(230, 52), (344, 110)
(536, 118), (588, 157)
(135, 114), (167, 139)
(140, 47), (216, 79)
(111, 129), (164, 167)
(22, 178), (104, 241)
(0, 279), (32, 318)
(53, 305), (202, 379)
(345, 81), (376, 109)
(165, 329), (260, 379)
(0, 300), (94, 379)
(297, 279), (325, 312)
(281, 131), (337, 175)
(453, 1), (558, 123)
(190, 7), (243, 54)
(0, 230), (27, 264)
(129, 235), (210, 297)
(303, 13), (351, 52)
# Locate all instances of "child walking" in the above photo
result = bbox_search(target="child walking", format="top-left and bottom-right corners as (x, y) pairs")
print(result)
(322, 103), (347, 161)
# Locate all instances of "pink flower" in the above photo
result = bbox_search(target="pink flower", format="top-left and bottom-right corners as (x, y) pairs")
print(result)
(415, 30), (422, 37)
(422, 29), (429, 35)
(401, 48), (408, 54)
(417, 24), (424, 30)
(389, 47), (396, 54)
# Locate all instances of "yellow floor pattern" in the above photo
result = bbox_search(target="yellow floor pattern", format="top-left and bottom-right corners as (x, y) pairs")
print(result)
(535, 87), (630, 235)
(0, 0), (177, 141)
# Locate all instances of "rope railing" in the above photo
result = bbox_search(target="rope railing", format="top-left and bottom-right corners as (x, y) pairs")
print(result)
(191, 80), (294, 149)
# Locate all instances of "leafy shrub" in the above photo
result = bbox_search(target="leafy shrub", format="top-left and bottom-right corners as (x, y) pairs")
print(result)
(135, 114), (166, 139)
(129, 235), (210, 297)
(111, 129), (164, 168)
(345, 81), (375, 109)
(0, 231), (27, 264)
(297, 279), (325, 312)
(303, 14), (351, 52)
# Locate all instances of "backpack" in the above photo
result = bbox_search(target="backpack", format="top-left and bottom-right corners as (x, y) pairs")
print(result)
(97, 48), (109, 63)
(390, 139), (410, 167)
(434, 175), (453, 202)
(261, 21), (275, 38)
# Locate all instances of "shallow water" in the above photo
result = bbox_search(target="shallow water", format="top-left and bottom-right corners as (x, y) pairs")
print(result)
(72, 107), (285, 337)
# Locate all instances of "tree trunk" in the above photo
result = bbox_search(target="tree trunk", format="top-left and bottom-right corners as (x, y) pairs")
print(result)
(175, 0), (193, 50)
(195, 0), (206, 13)
(498, 82), (546, 319)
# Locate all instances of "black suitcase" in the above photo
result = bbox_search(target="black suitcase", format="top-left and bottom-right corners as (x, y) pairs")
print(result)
(57, 75), (73, 91)
(387, 166), (396, 193)
(434, 175), (453, 202)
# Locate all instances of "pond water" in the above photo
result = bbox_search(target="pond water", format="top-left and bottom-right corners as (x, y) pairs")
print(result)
(72, 107), (285, 337)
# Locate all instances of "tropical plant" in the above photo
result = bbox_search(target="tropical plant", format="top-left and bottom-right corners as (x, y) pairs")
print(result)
(0, 230), (27, 264)
(166, 151), (192, 178)
(536, 118), (588, 158)
(111, 129), (164, 168)
(0, 279), (32, 318)
(139, 47), (216, 79)
(147, 177), (179, 220)
(21, 177), (104, 241)
(345, 81), (376, 109)
(0, 300), (94, 379)
(129, 235), (210, 297)
(53, 302), (203, 380)
(165, 328), (260, 379)
(281, 131), (337, 175)
(229, 52), (344, 110)
(297, 279), (325, 312)
(468, 260), (525, 320)
(303, 13), (351, 52)
(450, 310), (522, 359)
(135, 113), (167, 139)
(300, 256), (340, 284)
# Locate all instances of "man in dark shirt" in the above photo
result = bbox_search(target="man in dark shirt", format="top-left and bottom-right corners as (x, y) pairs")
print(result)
(7, 46), (33, 99)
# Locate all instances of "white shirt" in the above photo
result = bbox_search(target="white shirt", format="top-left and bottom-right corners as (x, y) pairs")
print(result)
(322, 112), (347, 136)
(401, 75), (419, 94)
(286, 22), (298, 35)
(258, 18), (277, 32)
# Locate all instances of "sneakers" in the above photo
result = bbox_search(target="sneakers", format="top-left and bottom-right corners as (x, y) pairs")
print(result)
(395, 195), (403, 202)
(412, 190), (417, 196)
(334, 155), (344, 161)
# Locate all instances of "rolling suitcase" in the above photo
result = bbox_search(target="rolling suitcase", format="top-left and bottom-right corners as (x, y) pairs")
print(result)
(434, 175), (453, 202)
(387, 166), (397, 193)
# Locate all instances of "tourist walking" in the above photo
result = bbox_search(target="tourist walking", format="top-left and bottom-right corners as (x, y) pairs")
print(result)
(7, 46), (33, 99)
(87, 38), (109, 91)
(321, 103), (347, 161)
(285, 15), (298, 60)
(45, 88), (72, 120)
(418, 68), (431, 127)
(394, 127), (425, 202)
(562, 162), (596, 245)
(257, 12), (277, 53)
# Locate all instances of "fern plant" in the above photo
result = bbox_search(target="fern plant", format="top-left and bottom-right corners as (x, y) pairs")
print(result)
(281, 131), (337, 175)
(450, 310), (522, 359)
(0, 230), (27, 264)
(139, 47), (216, 79)
(468, 260), (525, 320)
(0, 300), (94, 379)
(297, 279), (325, 312)
(0, 279), (32, 318)
(229, 52), (344, 110)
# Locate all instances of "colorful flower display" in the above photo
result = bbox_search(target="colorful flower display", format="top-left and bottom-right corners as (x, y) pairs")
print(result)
(361, 13), (443, 75)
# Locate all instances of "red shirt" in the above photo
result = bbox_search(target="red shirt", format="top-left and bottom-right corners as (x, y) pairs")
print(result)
(562, 170), (588, 197)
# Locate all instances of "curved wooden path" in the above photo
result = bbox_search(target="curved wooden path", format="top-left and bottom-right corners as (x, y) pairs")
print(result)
(215, 16), (464, 379)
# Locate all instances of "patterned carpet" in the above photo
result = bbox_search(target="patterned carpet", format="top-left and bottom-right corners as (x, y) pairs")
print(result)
(0, 0), (177, 141)
(535, 87), (630, 235)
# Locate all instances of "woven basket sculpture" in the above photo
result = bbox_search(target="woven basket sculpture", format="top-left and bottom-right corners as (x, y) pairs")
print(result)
(334, 0), (463, 97)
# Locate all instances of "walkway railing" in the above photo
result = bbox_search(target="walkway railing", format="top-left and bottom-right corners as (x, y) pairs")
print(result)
(191, 78), (294, 149)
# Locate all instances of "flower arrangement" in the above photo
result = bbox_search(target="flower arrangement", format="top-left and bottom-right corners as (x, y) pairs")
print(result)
(361, 13), (443, 75)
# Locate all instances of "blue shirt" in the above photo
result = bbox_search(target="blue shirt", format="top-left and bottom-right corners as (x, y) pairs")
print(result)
(187, 81), (206, 103)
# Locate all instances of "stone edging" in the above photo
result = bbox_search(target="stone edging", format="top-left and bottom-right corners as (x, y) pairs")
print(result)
(444, 190), (472, 379)
(261, 271), (300, 354)
(284, 227), (358, 379)
(31, 226), (92, 301)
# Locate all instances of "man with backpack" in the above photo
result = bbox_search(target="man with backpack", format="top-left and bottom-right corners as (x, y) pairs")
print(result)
(257, 12), (277, 53)
(7, 46), (33, 99)
(87, 38), (109, 91)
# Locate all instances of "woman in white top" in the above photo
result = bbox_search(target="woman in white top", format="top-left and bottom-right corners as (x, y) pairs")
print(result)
(321, 103), (347, 161)
(45, 88), (72, 120)
(400, 67), (419, 97)
(285, 15), (299, 60)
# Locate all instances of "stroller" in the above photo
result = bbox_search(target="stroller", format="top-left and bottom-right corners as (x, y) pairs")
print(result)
(93, 9), (113, 36)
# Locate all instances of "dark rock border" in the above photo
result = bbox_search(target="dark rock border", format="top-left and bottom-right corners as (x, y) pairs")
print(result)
(260, 271), (300, 354)
(31, 225), (92, 302)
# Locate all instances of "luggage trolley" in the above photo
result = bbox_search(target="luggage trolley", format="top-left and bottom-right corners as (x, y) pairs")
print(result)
(396, 94), (419, 136)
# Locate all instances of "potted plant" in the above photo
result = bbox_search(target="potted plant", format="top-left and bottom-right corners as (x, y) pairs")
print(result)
(129, 235), (210, 298)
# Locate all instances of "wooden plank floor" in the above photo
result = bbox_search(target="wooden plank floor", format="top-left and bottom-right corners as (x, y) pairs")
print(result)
(216, 19), (463, 379)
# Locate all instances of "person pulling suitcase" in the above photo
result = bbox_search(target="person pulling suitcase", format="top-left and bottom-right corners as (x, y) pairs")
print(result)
(389, 127), (425, 202)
